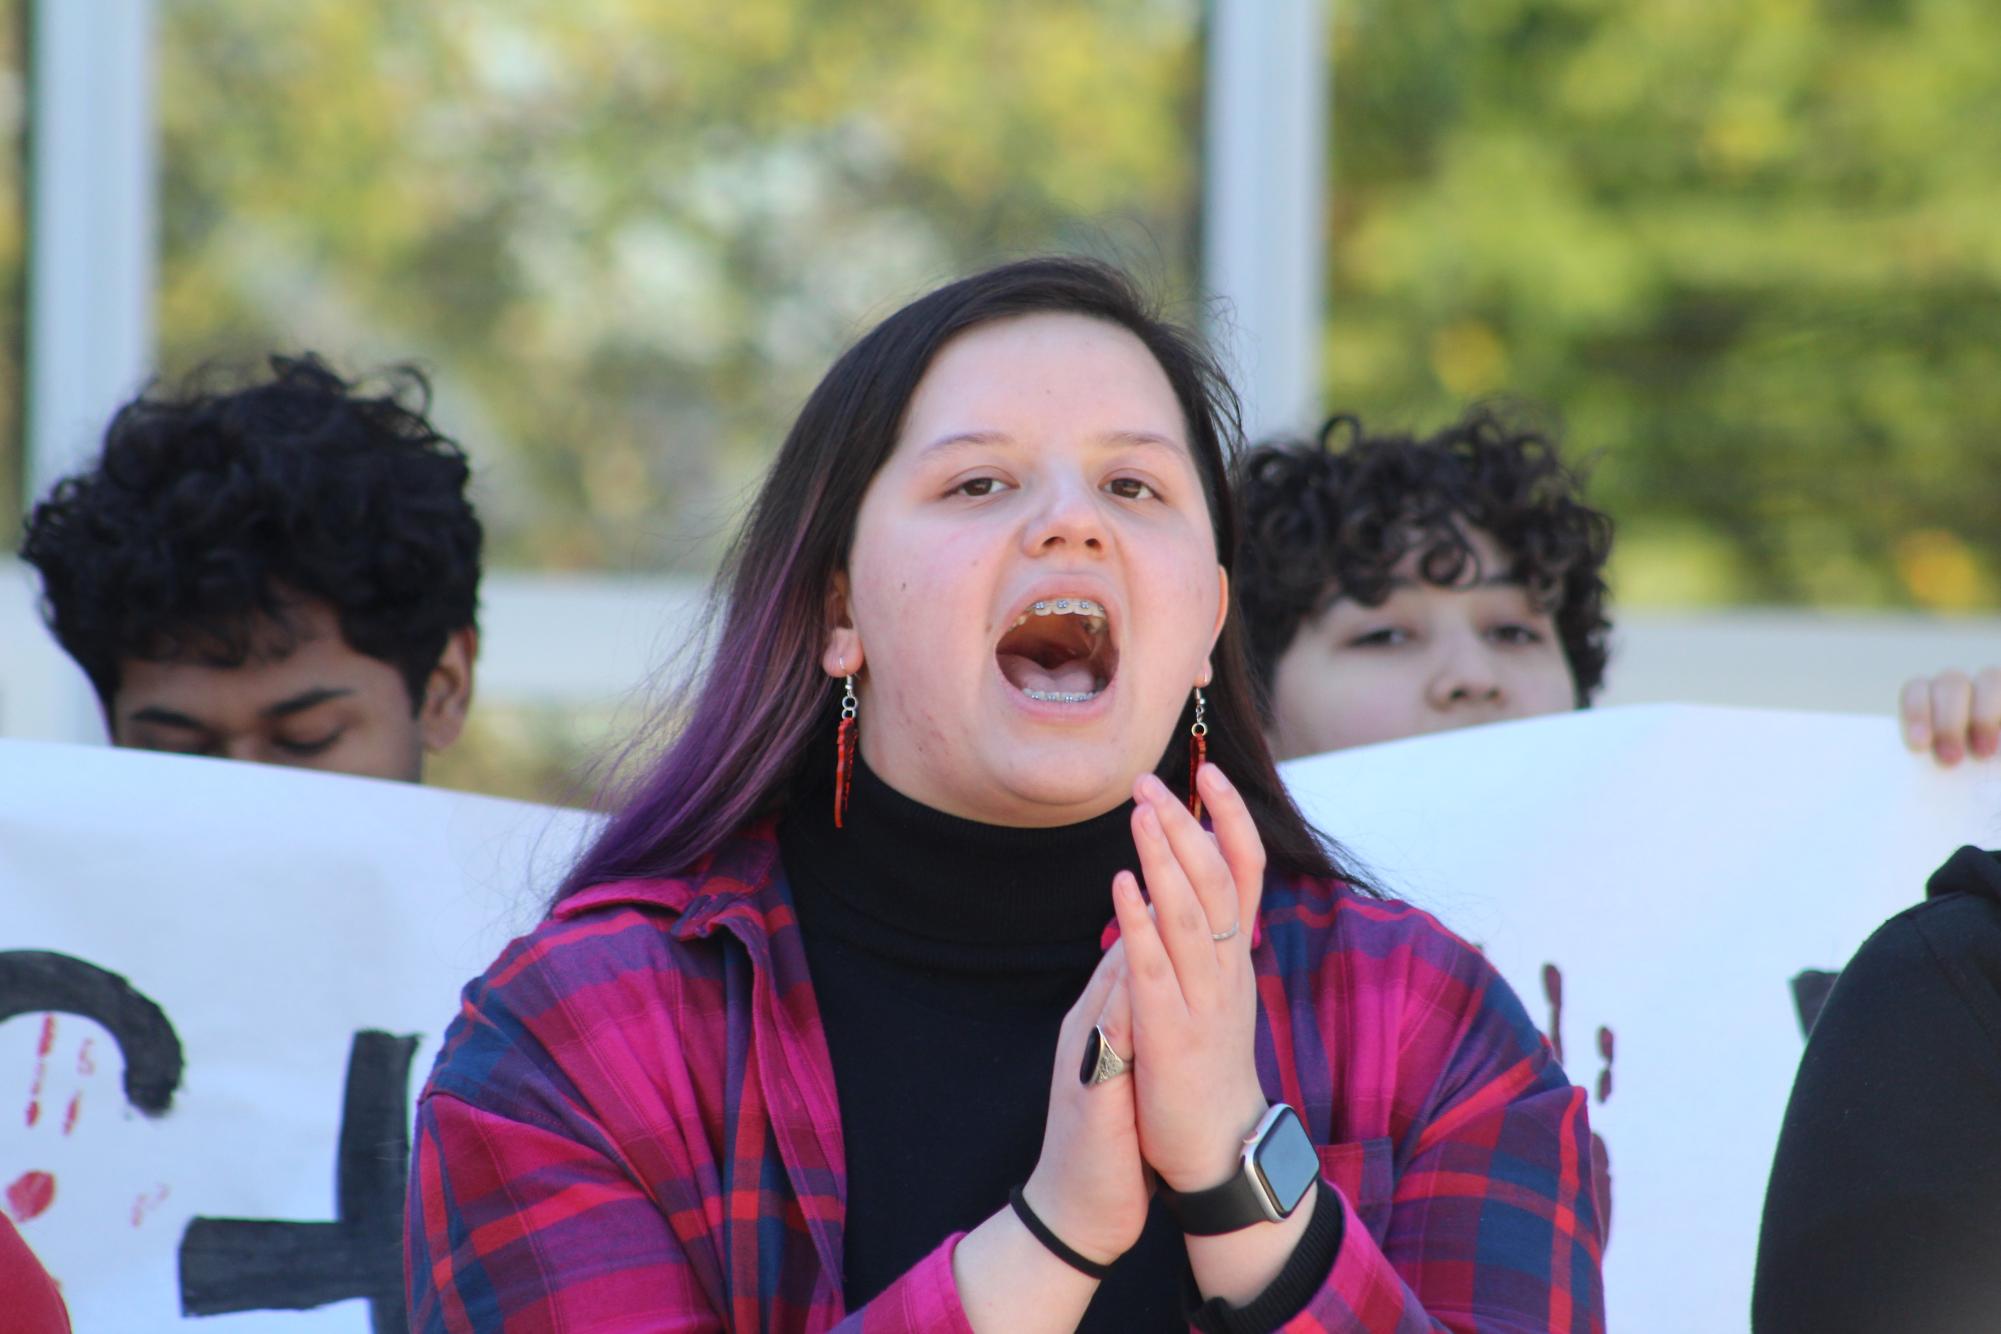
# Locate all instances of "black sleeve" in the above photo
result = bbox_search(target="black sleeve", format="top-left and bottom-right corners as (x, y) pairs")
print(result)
(1187, 1177), (1343, 1334)
(1752, 896), (2001, 1334)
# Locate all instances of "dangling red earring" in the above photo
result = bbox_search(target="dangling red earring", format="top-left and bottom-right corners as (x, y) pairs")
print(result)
(1187, 685), (1208, 820)
(834, 673), (858, 829)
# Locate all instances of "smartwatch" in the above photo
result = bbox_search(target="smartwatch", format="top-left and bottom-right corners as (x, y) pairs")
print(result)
(1162, 1103), (1319, 1235)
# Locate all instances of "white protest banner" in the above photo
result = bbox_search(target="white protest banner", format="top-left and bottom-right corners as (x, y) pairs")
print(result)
(0, 738), (600, 1332)
(1282, 703), (2001, 1332)
(5, 706), (1997, 1331)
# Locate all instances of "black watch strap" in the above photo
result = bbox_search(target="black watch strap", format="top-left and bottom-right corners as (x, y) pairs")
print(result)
(1162, 1104), (1319, 1236)
(1165, 1170), (1280, 1236)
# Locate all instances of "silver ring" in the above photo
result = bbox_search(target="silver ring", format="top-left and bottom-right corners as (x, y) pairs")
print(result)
(1210, 920), (1241, 943)
(1080, 1024), (1132, 1085)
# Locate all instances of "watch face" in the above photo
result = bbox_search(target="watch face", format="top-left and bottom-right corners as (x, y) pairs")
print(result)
(1250, 1105), (1320, 1216)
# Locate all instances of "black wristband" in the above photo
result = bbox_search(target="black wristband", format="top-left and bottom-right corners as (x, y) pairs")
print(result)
(1189, 1178), (1343, 1334)
(1007, 1184), (1116, 1280)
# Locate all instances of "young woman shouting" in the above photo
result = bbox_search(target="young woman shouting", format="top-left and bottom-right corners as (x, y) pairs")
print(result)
(407, 259), (1605, 1332)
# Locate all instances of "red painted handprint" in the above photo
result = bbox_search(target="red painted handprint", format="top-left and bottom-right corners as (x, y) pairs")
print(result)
(3, 953), (185, 1239)
(1542, 963), (1615, 1246)
(8, 1013), (87, 1226)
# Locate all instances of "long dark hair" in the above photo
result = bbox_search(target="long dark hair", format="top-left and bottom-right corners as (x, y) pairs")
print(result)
(557, 256), (1359, 902)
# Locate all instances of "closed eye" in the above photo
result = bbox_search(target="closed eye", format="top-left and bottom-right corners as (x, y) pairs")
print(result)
(276, 731), (344, 757)
(136, 736), (214, 757)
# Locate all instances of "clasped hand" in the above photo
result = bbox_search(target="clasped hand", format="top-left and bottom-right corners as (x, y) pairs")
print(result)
(1024, 762), (1271, 1264)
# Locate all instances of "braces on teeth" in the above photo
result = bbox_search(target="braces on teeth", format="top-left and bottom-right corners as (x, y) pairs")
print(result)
(1012, 597), (1106, 628)
(1005, 596), (1109, 703)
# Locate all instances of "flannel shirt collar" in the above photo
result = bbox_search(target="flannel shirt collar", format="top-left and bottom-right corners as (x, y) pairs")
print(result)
(551, 818), (790, 942)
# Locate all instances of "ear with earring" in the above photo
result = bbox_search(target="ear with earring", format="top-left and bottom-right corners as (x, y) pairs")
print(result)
(1187, 684), (1208, 820)
(834, 663), (858, 828)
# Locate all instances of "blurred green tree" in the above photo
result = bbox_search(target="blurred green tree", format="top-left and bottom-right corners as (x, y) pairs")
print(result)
(0, 0), (23, 529)
(12, 0), (1995, 615)
(155, 0), (1201, 572)
(1326, 0), (2001, 609)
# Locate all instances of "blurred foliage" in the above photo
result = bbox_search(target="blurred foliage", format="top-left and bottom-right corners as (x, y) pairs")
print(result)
(154, 0), (1201, 572)
(4, 0), (1990, 796)
(425, 700), (611, 807)
(0, 0), (1990, 610)
(0, 0), (22, 530)
(1326, 0), (2001, 609)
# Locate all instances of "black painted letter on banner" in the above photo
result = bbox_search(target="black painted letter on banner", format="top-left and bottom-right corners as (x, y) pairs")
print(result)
(179, 1029), (418, 1334)
(0, 950), (184, 1114)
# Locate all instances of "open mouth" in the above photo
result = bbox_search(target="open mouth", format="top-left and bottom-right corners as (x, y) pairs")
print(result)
(995, 597), (1119, 703)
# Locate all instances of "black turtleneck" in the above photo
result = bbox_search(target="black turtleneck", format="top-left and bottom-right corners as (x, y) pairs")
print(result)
(778, 754), (1340, 1331)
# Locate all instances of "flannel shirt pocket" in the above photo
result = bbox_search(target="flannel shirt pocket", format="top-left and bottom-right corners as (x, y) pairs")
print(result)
(1316, 1138), (1395, 1244)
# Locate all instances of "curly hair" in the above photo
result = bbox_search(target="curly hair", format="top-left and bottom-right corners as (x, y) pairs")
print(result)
(19, 354), (483, 710)
(1235, 406), (1613, 709)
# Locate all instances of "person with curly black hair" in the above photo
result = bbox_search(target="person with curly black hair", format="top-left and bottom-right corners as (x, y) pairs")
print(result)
(1235, 407), (1614, 759)
(18, 354), (483, 782)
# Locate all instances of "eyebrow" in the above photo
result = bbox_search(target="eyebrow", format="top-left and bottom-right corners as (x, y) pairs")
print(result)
(1319, 573), (1528, 615)
(124, 686), (354, 731)
(261, 686), (355, 720)
(124, 706), (208, 731)
(917, 429), (1187, 458)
